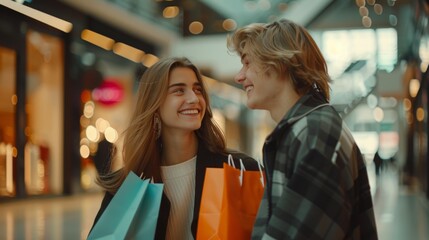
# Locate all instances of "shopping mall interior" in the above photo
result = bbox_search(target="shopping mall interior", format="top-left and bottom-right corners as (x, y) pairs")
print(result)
(0, 0), (428, 239)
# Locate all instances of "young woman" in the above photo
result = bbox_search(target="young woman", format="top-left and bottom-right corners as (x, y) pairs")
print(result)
(90, 57), (259, 239)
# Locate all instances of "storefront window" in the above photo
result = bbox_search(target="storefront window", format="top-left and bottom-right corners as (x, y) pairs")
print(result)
(0, 46), (17, 197)
(78, 55), (136, 191)
(25, 30), (64, 195)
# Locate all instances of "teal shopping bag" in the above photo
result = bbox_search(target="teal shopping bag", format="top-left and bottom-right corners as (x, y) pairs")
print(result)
(88, 172), (163, 240)
(127, 181), (164, 239)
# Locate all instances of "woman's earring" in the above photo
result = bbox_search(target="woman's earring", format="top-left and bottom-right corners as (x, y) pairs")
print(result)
(153, 114), (161, 139)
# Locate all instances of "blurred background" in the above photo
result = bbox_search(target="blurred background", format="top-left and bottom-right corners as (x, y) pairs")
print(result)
(0, 0), (428, 239)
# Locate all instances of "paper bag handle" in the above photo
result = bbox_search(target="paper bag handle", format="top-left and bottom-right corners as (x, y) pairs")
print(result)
(257, 160), (265, 188)
(139, 172), (155, 183)
(239, 159), (245, 186)
(228, 154), (265, 187)
(227, 154), (236, 168)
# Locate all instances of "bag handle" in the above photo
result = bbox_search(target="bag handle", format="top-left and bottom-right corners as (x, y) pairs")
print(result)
(257, 160), (265, 188)
(139, 172), (155, 183)
(242, 158), (265, 188)
(239, 159), (245, 186)
(228, 154), (265, 187)
(227, 154), (236, 168)
(228, 154), (243, 186)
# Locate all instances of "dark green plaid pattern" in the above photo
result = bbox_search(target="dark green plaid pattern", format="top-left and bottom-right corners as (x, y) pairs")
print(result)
(252, 93), (378, 240)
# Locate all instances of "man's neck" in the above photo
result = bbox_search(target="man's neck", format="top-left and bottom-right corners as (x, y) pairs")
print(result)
(269, 89), (302, 123)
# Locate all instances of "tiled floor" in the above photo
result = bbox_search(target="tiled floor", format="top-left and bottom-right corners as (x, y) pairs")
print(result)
(0, 193), (103, 240)
(0, 164), (428, 240)
(372, 165), (429, 240)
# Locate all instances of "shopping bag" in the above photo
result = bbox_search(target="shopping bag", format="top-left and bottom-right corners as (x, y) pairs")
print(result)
(128, 180), (163, 239)
(88, 171), (163, 240)
(197, 155), (265, 240)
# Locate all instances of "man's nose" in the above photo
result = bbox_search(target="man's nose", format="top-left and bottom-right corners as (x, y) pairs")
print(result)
(234, 68), (245, 84)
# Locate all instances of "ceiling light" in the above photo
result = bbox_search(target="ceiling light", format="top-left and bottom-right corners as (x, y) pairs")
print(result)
(355, 0), (365, 7)
(112, 42), (145, 62)
(222, 19), (237, 31)
(416, 108), (425, 122)
(367, 0), (376, 5)
(374, 4), (383, 15)
(389, 14), (398, 26)
(163, 6), (179, 18)
(359, 6), (369, 16)
(387, 0), (396, 6)
(373, 107), (384, 122)
(81, 29), (114, 50)
(362, 16), (372, 28)
(403, 98), (411, 111)
(409, 78), (420, 97)
(189, 21), (204, 35)
(142, 54), (159, 67)
(2, 0), (72, 33)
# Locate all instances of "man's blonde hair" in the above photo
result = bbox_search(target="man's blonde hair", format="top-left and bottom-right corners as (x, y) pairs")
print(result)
(227, 19), (331, 100)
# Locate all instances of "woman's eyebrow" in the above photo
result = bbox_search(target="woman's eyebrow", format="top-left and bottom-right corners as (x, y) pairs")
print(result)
(168, 82), (201, 88)
(168, 83), (186, 88)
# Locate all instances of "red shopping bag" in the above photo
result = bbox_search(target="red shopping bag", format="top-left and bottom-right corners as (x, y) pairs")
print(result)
(197, 156), (265, 239)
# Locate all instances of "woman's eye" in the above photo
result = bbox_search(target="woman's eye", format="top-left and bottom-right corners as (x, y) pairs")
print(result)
(194, 88), (202, 94)
(172, 88), (185, 94)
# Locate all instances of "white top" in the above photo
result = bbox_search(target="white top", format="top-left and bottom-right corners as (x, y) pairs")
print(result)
(160, 156), (197, 240)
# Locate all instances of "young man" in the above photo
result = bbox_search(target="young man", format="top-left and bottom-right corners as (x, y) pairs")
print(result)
(227, 19), (378, 239)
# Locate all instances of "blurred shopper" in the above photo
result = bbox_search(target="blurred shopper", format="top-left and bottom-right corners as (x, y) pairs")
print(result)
(373, 150), (383, 176)
(92, 138), (113, 175)
(89, 57), (259, 239)
(227, 19), (378, 239)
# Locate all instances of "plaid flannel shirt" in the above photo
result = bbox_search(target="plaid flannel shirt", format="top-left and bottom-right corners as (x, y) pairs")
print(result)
(252, 92), (378, 240)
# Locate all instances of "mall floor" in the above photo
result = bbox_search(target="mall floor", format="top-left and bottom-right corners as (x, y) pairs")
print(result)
(0, 163), (428, 240)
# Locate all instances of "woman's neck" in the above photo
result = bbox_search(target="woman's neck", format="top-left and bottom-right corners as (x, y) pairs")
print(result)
(161, 132), (198, 166)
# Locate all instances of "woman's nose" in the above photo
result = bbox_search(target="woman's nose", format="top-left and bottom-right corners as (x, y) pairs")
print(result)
(186, 91), (199, 104)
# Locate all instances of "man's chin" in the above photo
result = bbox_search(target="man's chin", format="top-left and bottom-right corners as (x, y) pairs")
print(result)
(246, 100), (259, 110)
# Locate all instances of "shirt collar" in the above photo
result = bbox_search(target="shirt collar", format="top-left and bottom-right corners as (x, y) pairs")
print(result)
(266, 91), (328, 142)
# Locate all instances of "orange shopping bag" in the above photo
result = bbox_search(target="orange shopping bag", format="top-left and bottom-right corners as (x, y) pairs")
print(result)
(197, 155), (265, 240)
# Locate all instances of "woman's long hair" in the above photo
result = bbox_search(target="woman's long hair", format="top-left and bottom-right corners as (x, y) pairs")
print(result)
(97, 57), (226, 194)
(227, 19), (331, 101)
